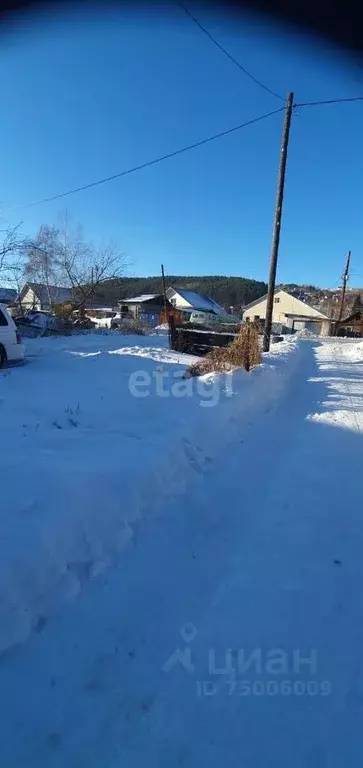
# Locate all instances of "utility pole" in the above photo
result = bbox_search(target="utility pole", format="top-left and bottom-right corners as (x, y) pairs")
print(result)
(161, 263), (168, 319)
(335, 250), (351, 332)
(263, 92), (294, 352)
(161, 263), (171, 347)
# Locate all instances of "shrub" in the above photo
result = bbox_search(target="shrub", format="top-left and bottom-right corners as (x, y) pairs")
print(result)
(187, 324), (261, 377)
(53, 302), (74, 318)
(111, 318), (150, 335)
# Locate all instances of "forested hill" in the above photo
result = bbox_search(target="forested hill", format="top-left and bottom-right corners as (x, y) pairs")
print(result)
(97, 276), (267, 310)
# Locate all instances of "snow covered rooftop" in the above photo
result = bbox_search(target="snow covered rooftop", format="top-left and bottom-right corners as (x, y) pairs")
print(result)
(171, 288), (228, 316)
(120, 294), (160, 303)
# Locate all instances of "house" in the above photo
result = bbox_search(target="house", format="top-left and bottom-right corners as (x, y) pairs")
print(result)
(335, 309), (363, 338)
(166, 287), (238, 323)
(242, 288), (330, 335)
(166, 287), (227, 315)
(118, 294), (171, 327)
(117, 287), (239, 327)
(19, 282), (73, 311)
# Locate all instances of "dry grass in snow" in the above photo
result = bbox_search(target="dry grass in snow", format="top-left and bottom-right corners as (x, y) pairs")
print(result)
(187, 324), (261, 377)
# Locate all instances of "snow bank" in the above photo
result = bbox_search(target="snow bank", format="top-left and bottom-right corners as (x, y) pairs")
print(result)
(154, 323), (169, 332)
(326, 340), (363, 361)
(307, 338), (363, 433)
(87, 315), (112, 329)
(0, 333), (300, 653)
(294, 328), (315, 339)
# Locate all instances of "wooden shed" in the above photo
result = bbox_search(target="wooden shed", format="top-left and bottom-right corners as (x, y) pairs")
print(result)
(335, 309), (363, 338)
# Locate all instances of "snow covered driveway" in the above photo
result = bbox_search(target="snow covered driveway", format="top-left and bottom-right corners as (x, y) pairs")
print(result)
(1, 336), (363, 766)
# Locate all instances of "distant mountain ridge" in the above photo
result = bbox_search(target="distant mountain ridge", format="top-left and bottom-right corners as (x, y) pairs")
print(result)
(96, 275), (268, 311)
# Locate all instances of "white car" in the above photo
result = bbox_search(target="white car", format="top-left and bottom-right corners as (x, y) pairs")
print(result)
(189, 310), (220, 326)
(0, 304), (25, 367)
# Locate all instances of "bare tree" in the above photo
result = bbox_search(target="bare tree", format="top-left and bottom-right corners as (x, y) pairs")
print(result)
(56, 214), (127, 311)
(0, 221), (30, 315)
(21, 215), (127, 315)
(23, 225), (62, 310)
(352, 294), (362, 312)
(4, 262), (26, 315)
(0, 222), (26, 277)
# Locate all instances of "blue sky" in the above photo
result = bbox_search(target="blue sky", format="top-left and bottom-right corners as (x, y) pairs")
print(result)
(1, 4), (362, 287)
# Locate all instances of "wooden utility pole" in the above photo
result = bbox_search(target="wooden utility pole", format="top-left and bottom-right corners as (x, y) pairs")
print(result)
(161, 263), (167, 308)
(335, 250), (351, 332)
(161, 263), (171, 347)
(244, 324), (251, 372)
(263, 92), (294, 352)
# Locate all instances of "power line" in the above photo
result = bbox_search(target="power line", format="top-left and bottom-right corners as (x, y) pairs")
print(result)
(7, 106), (285, 212)
(296, 96), (363, 107)
(177, 2), (285, 103)
(177, 4), (362, 110)
(6, 95), (363, 213)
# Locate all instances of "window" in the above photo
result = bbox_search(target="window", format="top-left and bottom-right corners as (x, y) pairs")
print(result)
(0, 309), (8, 326)
(274, 297), (280, 303)
(254, 315), (260, 321)
(170, 298), (177, 307)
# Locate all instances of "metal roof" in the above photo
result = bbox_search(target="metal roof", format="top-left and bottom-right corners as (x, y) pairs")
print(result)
(168, 288), (228, 316)
(119, 294), (161, 303)
(284, 313), (329, 322)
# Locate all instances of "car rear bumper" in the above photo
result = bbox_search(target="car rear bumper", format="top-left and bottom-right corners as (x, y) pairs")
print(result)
(6, 342), (25, 362)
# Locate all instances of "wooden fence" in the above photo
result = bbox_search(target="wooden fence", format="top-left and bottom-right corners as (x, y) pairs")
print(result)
(169, 317), (239, 356)
(168, 318), (283, 357)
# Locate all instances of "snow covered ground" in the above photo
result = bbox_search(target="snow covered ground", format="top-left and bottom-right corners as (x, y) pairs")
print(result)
(1, 335), (363, 766)
(0, 331), (296, 655)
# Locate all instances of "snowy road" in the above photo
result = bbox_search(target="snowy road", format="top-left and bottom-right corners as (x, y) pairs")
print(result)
(2, 338), (363, 766)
